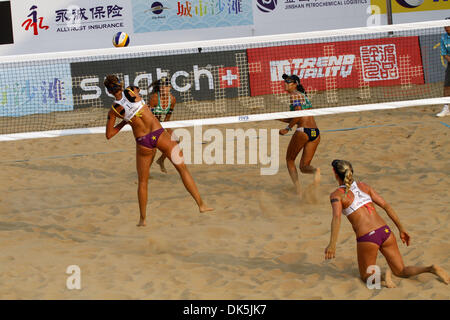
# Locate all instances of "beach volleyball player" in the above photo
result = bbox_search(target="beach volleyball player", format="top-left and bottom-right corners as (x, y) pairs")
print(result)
(278, 74), (321, 199)
(104, 75), (213, 226)
(325, 160), (449, 287)
(148, 77), (177, 173)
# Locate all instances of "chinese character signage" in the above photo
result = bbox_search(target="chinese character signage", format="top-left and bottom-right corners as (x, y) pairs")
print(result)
(132, 0), (253, 33)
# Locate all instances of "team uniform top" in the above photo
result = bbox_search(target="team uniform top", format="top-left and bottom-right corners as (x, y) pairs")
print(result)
(290, 92), (312, 111)
(440, 33), (450, 57)
(340, 181), (373, 217)
(151, 93), (173, 116)
(113, 92), (145, 122)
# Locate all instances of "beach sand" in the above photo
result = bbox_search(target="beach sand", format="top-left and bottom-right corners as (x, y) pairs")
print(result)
(0, 105), (449, 299)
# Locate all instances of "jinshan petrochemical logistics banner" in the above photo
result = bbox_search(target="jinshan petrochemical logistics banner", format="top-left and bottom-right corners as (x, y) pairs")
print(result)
(253, 0), (372, 35)
(247, 36), (424, 96)
(419, 33), (448, 84)
(370, 0), (450, 24)
(70, 50), (249, 110)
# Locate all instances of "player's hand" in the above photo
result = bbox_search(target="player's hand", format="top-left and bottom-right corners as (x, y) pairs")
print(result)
(399, 230), (411, 246)
(325, 244), (336, 260)
(279, 129), (289, 135)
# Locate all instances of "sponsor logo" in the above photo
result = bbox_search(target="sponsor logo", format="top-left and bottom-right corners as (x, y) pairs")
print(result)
(270, 55), (355, 81)
(238, 115), (249, 121)
(395, 0), (424, 8)
(21, 5), (49, 35)
(70, 50), (250, 111)
(247, 37), (424, 96)
(256, 0), (278, 12)
(360, 44), (399, 81)
(150, 2), (169, 14)
(55, 4), (125, 32)
(176, 0), (243, 17)
(219, 67), (241, 88)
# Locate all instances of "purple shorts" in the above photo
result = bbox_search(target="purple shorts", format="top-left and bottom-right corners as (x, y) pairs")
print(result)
(357, 225), (391, 247)
(136, 127), (164, 149)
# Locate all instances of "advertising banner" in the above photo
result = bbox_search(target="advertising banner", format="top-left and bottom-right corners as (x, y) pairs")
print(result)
(0, 0), (134, 56)
(370, 0), (450, 24)
(0, 63), (73, 117)
(247, 36), (424, 96)
(253, 0), (371, 35)
(132, 0), (253, 33)
(419, 33), (448, 83)
(0, 1), (14, 45)
(70, 49), (249, 109)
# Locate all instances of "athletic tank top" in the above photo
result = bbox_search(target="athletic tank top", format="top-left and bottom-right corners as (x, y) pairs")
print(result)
(290, 92), (312, 111)
(113, 92), (145, 122)
(152, 92), (172, 116)
(340, 181), (372, 216)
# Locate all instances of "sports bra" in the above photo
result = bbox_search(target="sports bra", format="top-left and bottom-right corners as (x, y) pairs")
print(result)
(113, 92), (145, 122)
(152, 92), (172, 116)
(290, 92), (312, 111)
(340, 181), (373, 216)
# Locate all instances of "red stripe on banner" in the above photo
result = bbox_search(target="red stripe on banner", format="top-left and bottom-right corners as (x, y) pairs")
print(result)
(247, 36), (424, 96)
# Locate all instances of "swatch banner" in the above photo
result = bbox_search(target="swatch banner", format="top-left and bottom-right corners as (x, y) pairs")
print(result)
(132, 0), (253, 33)
(70, 49), (249, 109)
(0, 1), (14, 45)
(419, 33), (448, 83)
(247, 36), (424, 96)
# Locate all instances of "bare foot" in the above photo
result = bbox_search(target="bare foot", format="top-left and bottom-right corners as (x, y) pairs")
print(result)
(314, 167), (321, 186)
(384, 269), (396, 288)
(431, 265), (449, 284)
(156, 157), (167, 173)
(137, 219), (146, 227)
(199, 205), (214, 213)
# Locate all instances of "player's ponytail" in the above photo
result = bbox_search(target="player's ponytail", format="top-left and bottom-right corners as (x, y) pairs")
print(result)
(331, 159), (354, 196)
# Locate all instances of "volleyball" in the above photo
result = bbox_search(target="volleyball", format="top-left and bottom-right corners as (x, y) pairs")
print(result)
(112, 32), (130, 47)
(395, 0), (424, 8)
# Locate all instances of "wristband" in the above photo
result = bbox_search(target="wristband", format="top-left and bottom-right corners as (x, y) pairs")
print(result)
(285, 126), (292, 131)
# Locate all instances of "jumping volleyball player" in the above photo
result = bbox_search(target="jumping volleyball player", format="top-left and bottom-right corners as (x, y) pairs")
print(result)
(278, 74), (321, 199)
(325, 160), (449, 287)
(148, 77), (177, 173)
(104, 75), (213, 226)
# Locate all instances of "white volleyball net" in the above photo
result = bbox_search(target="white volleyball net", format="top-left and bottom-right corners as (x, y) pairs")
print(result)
(1, 19), (449, 141)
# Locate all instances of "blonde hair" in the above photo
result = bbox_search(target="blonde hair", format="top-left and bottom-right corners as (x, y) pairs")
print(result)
(331, 159), (354, 195)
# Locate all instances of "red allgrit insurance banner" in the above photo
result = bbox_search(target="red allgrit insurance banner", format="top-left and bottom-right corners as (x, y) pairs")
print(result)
(247, 36), (424, 96)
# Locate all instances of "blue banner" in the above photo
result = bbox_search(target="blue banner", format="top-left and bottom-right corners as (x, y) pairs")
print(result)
(132, 0), (253, 33)
(0, 63), (74, 117)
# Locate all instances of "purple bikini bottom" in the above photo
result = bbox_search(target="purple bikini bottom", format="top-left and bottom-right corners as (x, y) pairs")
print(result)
(357, 225), (391, 247)
(136, 128), (164, 149)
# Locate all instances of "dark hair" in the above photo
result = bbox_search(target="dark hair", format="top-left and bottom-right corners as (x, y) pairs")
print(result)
(282, 74), (307, 95)
(124, 86), (139, 102)
(149, 77), (170, 94)
(104, 75), (122, 94)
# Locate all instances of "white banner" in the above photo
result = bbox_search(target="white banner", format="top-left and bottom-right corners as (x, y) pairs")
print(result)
(1, 0), (449, 56)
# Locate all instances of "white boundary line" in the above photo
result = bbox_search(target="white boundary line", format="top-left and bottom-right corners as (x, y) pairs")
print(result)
(1, 97), (449, 142)
(0, 20), (449, 63)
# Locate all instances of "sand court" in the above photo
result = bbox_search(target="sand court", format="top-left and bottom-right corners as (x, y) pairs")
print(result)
(0, 105), (449, 299)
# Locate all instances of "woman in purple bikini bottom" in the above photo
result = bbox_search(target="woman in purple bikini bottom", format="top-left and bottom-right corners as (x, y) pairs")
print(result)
(324, 159), (449, 287)
(104, 75), (213, 226)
